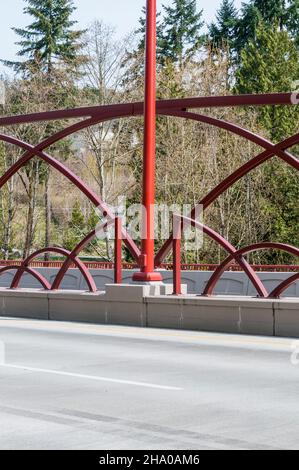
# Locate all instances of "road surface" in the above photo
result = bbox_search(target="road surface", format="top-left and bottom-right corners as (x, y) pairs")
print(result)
(0, 317), (298, 450)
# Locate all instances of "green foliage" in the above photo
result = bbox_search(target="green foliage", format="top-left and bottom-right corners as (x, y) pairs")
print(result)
(210, 1), (299, 60)
(235, 23), (299, 140)
(136, 6), (164, 54)
(235, 23), (299, 260)
(209, 0), (239, 50)
(2, 0), (86, 76)
(63, 201), (85, 251)
(287, 0), (299, 47)
(251, 0), (288, 28)
(160, 0), (205, 66)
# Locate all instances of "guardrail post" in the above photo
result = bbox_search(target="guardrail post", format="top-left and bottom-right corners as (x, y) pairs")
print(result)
(114, 217), (122, 284)
(173, 215), (182, 295)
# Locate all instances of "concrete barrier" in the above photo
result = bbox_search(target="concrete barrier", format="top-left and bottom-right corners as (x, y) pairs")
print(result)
(0, 285), (298, 338)
(0, 267), (298, 297)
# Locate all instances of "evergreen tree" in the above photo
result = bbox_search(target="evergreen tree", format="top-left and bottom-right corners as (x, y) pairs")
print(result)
(287, 0), (299, 47)
(63, 201), (85, 251)
(160, 0), (205, 67)
(2, 0), (86, 258)
(235, 23), (299, 258)
(233, 3), (261, 56)
(235, 0), (297, 56)
(252, 0), (287, 29)
(209, 0), (239, 50)
(136, 6), (164, 53)
(2, 0), (85, 76)
(235, 22), (299, 139)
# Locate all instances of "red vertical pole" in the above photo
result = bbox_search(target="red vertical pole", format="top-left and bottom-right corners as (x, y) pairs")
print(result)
(114, 217), (122, 284)
(173, 216), (182, 295)
(133, 0), (162, 283)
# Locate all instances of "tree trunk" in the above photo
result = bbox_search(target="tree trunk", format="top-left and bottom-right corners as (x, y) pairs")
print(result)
(23, 161), (39, 259)
(3, 177), (15, 260)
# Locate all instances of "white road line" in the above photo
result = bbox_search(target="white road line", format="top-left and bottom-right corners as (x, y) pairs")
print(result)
(0, 363), (183, 391)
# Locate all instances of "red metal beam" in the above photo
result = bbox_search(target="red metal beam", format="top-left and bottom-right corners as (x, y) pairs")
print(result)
(10, 247), (97, 292)
(175, 216), (268, 298)
(0, 134), (140, 262)
(0, 265), (51, 290)
(270, 273), (299, 298)
(0, 93), (294, 127)
(204, 243), (299, 297)
(133, 0), (162, 282)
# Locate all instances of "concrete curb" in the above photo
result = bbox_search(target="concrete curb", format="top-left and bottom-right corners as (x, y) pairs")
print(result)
(0, 287), (298, 338)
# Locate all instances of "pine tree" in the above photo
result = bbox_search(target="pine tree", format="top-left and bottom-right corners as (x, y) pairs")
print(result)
(63, 201), (86, 251)
(234, 3), (261, 56)
(2, 0), (86, 259)
(252, 0), (287, 29)
(235, 23), (299, 257)
(160, 0), (205, 67)
(287, 0), (299, 47)
(235, 22), (299, 140)
(136, 6), (164, 53)
(235, 0), (295, 56)
(209, 0), (239, 50)
(2, 0), (86, 76)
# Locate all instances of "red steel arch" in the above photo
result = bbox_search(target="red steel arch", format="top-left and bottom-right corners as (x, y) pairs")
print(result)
(10, 248), (97, 292)
(204, 243), (299, 297)
(0, 92), (297, 296)
(0, 265), (51, 290)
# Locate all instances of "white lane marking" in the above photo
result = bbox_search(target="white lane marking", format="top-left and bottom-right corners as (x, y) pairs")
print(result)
(0, 363), (183, 391)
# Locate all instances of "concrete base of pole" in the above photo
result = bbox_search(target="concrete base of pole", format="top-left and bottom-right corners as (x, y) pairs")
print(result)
(0, 287), (298, 338)
(132, 272), (163, 282)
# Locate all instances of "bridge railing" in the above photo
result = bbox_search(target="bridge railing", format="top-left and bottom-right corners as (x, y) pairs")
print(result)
(171, 215), (299, 299)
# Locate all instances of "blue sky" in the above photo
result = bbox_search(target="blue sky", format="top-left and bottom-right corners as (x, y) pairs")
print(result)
(0, 0), (243, 75)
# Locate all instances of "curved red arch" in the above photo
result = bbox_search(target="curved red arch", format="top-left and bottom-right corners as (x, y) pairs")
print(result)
(270, 273), (299, 298)
(155, 123), (299, 266)
(52, 221), (114, 290)
(0, 93), (297, 294)
(0, 265), (51, 290)
(204, 243), (299, 297)
(1, 104), (298, 268)
(0, 134), (140, 261)
(175, 216), (268, 297)
(10, 247), (97, 292)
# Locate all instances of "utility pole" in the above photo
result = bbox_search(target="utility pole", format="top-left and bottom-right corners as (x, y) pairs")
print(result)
(133, 0), (162, 282)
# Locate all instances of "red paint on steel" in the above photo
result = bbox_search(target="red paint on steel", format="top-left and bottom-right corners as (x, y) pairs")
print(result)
(175, 216), (268, 298)
(10, 247), (97, 292)
(51, 221), (114, 290)
(0, 265), (51, 290)
(154, 112), (299, 266)
(0, 86), (297, 293)
(0, 260), (297, 272)
(204, 243), (299, 297)
(0, 93), (294, 128)
(133, 0), (162, 282)
(173, 216), (182, 295)
(269, 273), (299, 298)
(0, 134), (140, 262)
(114, 217), (123, 284)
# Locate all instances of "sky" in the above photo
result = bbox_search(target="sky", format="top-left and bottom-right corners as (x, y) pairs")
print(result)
(0, 0), (243, 75)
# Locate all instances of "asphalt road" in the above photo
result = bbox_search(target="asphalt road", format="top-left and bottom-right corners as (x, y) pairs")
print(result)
(0, 317), (299, 450)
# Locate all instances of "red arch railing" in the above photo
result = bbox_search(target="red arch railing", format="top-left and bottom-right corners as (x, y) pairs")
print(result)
(171, 216), (299, 298)
(0, 93), (297, 297)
